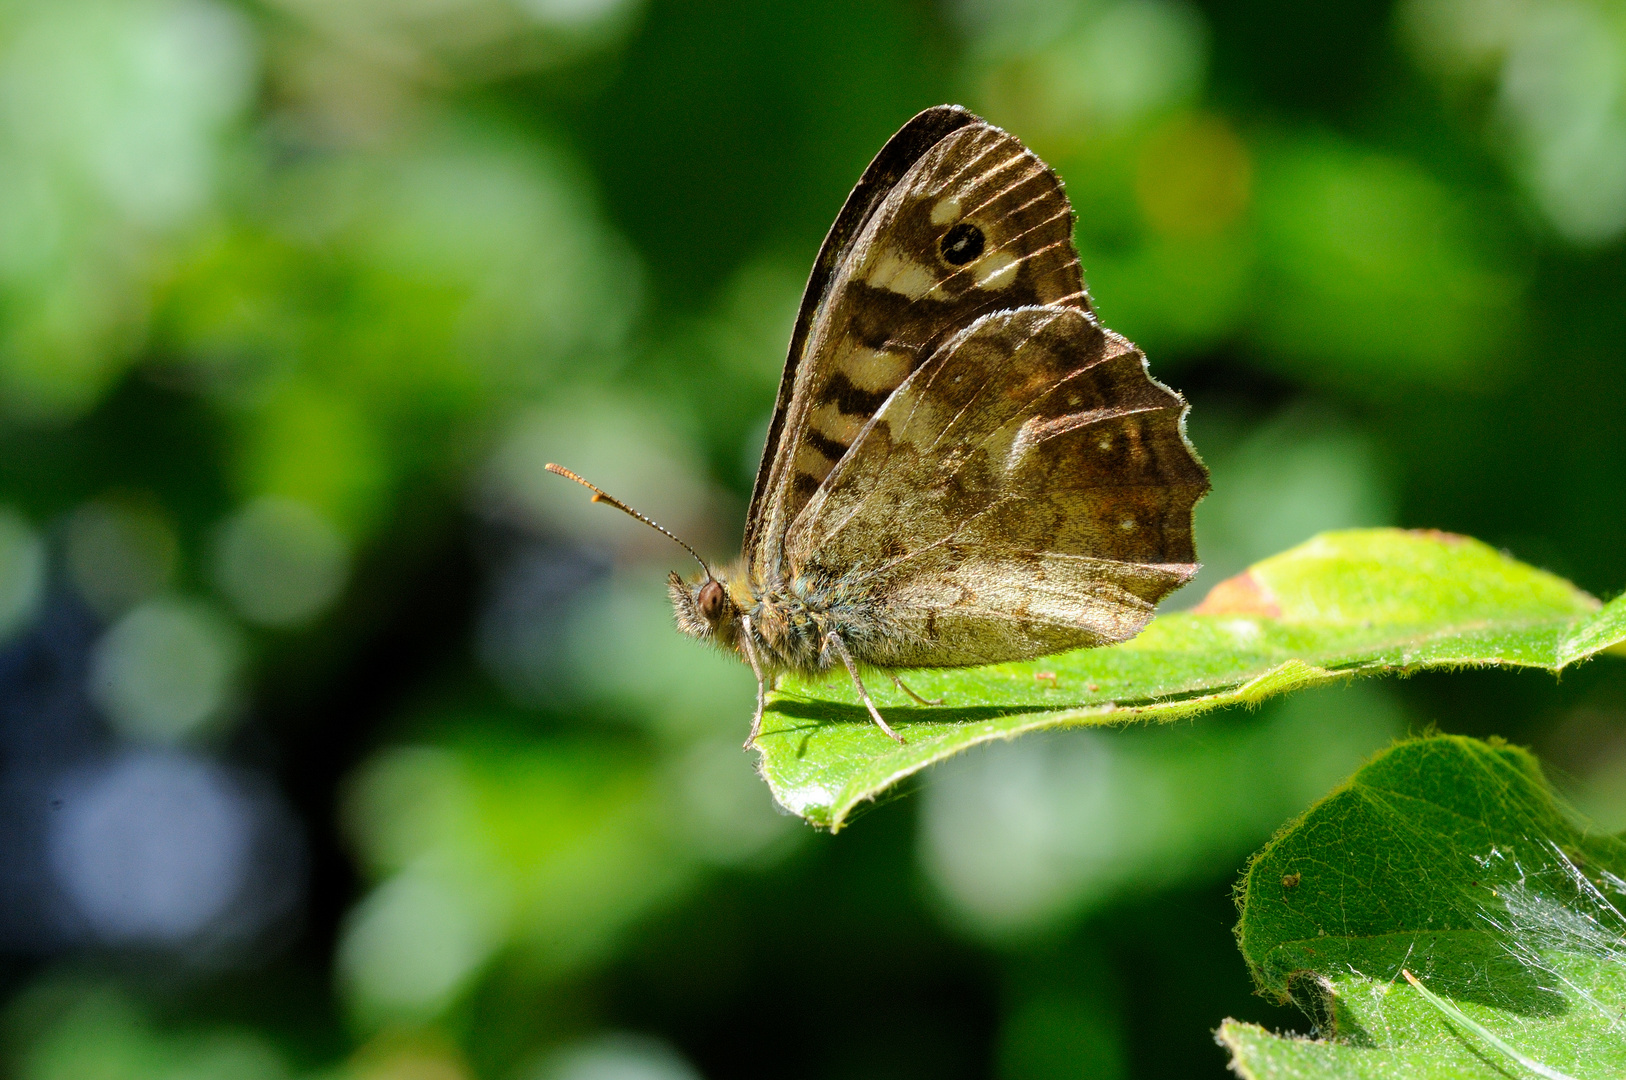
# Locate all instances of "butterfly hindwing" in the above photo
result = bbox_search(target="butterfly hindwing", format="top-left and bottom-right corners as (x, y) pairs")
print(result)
(783, 305), (1207, 666)
(746, 109), (1090, 581)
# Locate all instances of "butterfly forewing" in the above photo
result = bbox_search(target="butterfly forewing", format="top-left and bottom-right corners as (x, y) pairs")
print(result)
(747, 111), (1089, 582)
(783, 306), (1207, 667)
(742, 107), (978, 568)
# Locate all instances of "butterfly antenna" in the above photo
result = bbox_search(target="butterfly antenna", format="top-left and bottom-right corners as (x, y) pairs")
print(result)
(544, 463), (712, 579)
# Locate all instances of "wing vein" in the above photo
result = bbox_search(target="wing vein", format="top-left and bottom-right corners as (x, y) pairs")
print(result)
(959, 159), (1048, 219)
(807, 314), (1052, 557)
(849, 497), (1018, 583)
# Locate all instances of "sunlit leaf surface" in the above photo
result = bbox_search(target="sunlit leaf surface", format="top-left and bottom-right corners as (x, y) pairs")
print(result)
(1218, 734), (1626, 1078)
(757, 529), (1626, 828)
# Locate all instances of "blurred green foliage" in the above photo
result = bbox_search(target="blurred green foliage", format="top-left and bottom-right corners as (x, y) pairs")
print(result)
(0, 0), (1623, 1077)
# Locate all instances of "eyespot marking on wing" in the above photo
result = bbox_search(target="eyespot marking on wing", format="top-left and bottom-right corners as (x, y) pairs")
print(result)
(939, 222), (985, 266)
(749, 110), (1103, 574)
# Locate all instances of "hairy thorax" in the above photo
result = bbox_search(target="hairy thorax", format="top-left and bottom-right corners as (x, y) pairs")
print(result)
(670, 560), (905, 676)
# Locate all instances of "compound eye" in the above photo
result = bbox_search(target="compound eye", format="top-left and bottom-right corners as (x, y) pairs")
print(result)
(697, 580), (726, 621)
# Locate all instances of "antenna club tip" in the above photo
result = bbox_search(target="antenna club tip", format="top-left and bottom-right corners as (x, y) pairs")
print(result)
(545, 462), (597, 495)
(539, 462), (712, 579)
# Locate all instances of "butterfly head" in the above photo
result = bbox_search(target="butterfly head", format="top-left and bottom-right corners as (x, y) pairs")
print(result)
(667, 568), (746, 647)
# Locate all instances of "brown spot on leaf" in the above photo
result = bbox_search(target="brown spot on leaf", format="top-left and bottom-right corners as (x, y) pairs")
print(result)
(1405, 528), (1471, 545)
(1282, 872), (1301, 888)
(1193, 571), (1282, 617)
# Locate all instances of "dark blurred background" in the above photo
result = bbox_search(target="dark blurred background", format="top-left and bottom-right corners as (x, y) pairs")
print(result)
(0, 0), (1623, 1076)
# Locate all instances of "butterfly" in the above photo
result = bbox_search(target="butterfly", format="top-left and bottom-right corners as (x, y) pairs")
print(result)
(550, 104), (1209, 748)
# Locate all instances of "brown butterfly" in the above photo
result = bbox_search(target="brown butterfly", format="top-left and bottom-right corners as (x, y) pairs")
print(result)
(550, 104), (1209, 747)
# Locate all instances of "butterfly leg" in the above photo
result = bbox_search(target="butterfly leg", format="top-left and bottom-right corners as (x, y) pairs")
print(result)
(740, 615), (768, 750)
(824, 631), (905, 745)
(888, 673), (943, 706)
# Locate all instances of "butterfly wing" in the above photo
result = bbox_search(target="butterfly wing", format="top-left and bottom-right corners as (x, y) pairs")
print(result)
(744, 106), (1089, 583)
(783, 305), (1208, 666)
(743, 105), (976, 564)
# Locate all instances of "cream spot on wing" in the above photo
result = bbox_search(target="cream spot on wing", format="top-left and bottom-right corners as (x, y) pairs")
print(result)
(794, 442), (836, 481)
(1119, 518), (1136, 531)
(888, 261), (938, 298)
(866, 249), (938, 298)
(860, 247), (899, 286)
(840, 347), (913, 393)
(973, 249), (1019, 289)
(930, 197), (962, 225)
(1097, 435), (1112, 451)
(810, 402), (865, 446)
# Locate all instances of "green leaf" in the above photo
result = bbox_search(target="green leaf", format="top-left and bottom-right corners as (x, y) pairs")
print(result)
(755, 528), (1626, 828)
(1218, 734), (1626, 1079)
